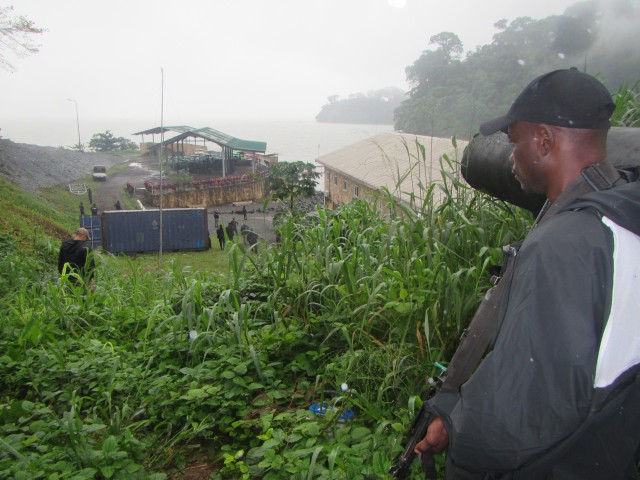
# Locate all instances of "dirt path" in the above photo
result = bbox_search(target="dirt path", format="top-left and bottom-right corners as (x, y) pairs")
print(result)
(90, 160), (158, 213)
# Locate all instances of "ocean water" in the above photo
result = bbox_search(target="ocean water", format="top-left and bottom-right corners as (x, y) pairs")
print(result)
(0, 118), (394, 165)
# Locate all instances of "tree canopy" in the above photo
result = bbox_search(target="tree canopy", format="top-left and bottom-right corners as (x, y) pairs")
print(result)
(268, 161), (320, 211)
(0, 5), (44, 71)
(394, 0), (640, 139)
(88, 131), (138, 152)
(316, 87), (404, 124)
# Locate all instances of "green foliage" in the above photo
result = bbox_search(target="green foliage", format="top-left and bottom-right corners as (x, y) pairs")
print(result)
(268, 161), (321, 211)
(612, 82), (640, 128)
(396, 3), (640, 138)
(0, 176), (76, 250)
(88, 130), (138, 153)
(316, 87), (404, 124)
(1, 139), (534, 478)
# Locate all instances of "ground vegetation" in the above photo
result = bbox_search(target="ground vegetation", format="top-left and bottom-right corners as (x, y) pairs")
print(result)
(0, 139), (534, 478)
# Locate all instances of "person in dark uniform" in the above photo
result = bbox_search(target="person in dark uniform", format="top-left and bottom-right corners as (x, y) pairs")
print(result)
(415, 68), (640, 480)
(216, 224), (225, 250)
(58, 227), (95, 284)
(240, 223), (249, 245)
(79, 202), (85, 216)
(247, 230), (258, 253)
(91, 203), (98, 215)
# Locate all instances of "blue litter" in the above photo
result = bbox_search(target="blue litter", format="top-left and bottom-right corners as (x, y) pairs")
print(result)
(309, 402), (355, 420)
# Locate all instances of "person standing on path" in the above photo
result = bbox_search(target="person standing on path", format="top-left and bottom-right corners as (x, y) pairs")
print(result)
(91, 203), (98, 215)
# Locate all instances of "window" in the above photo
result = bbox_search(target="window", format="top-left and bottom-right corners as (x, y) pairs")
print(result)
(334, 175), (338, 186)
(353, 185), (359, 198)
(342, 179), (347, 192)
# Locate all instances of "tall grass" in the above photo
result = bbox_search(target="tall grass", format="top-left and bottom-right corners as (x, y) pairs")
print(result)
(0, 139), (534, 479)
(612, 82), (640, 128)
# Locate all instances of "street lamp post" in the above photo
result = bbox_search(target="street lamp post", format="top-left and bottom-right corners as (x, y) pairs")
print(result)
(67, 98), (82, 152)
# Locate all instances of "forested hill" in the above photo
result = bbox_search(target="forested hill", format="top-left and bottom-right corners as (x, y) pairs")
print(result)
(315, 87), (404, 125)
(393, 0), (640, 139)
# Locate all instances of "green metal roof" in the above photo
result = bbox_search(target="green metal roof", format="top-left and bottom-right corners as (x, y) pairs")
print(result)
(132, 125), (267, 153)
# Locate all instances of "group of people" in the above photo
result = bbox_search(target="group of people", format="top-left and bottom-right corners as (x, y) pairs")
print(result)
(214, 217), (258, 252)
(79, 201), (99, 216)
(56, 69), (640, 479)
(79, 200), (122, 216)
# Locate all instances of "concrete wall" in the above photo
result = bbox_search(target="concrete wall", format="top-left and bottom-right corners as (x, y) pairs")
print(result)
(323, 167), (376, 209)
(144, 178), (268, 208)
(323, 167), (395, 215)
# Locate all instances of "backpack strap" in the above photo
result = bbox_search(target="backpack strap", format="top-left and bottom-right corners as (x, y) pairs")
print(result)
(581, 161), (624, 191)
(534, 160), (623, 227)
(439, 243), (520, 394)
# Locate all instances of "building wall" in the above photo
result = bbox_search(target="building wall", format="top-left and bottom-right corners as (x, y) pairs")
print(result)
(144, 179), (268, 208)
(323, 167), (379, 210)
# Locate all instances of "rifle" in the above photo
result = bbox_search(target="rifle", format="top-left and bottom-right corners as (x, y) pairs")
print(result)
(389, 243), (521, 479)
(389, 364), (446, 479)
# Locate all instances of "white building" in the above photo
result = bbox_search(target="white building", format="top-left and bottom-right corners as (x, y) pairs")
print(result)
(317, 132), (468, 210)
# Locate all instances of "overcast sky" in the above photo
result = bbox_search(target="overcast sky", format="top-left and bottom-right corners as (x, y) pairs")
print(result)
(2, 0), (581, 125)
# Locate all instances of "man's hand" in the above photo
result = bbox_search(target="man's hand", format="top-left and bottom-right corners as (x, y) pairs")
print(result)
(414, 417), (449, 454)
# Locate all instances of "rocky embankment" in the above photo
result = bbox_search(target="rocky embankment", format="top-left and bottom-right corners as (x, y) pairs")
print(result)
(0, 139), (126, 193)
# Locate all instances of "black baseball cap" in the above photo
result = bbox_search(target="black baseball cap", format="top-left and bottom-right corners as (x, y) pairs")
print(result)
(479, 68), (615, 136)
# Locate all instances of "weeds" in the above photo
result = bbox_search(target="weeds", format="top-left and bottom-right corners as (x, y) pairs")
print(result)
(1, 138), (534, 478)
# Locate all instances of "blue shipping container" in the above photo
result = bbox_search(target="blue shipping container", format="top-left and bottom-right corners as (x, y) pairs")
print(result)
(101, 208), (210, 254)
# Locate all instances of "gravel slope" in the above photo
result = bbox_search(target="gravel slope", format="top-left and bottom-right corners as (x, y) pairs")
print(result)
(0, 138), (128, 193)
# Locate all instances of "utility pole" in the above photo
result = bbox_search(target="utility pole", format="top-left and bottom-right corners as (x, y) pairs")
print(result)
(158, 68), (164, 263)
(67, 98), (82, 151)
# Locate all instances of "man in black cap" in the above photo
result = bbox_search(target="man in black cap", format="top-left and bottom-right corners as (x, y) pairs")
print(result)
(58, 227), (95, 284)
(415, 69), (640, 479)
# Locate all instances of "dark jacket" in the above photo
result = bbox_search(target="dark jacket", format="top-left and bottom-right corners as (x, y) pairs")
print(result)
(429, 174), (640, 479)
(58, 239), (94, 280)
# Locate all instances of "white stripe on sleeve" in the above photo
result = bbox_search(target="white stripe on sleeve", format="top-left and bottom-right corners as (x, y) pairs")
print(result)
(594, 216), (640, 389)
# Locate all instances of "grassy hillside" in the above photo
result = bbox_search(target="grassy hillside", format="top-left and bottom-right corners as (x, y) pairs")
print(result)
(0, 176), (74, 250)
(1, 145), (538, 478)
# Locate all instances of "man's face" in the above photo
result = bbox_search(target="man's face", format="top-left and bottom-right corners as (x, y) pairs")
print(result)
(507, 121), (548, 195)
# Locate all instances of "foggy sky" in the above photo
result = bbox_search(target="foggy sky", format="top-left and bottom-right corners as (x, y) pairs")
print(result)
(1, 0), (581, 126)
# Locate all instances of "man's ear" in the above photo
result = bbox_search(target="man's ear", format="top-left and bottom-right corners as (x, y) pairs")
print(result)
(537, 124), (554, 156)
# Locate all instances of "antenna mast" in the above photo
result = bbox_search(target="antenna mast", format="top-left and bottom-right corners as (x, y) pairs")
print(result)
(158, 67), (164, 262)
